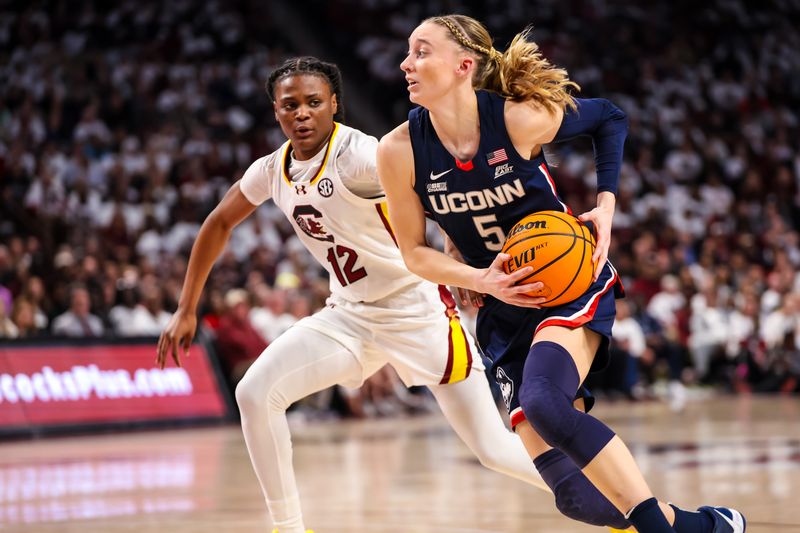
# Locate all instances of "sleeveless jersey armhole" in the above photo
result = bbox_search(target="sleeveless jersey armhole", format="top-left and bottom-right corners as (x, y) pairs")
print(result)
(480, 90), (534, 163)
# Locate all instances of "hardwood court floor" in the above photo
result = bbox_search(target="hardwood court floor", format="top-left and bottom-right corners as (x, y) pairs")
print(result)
(2, 395), (799, 532)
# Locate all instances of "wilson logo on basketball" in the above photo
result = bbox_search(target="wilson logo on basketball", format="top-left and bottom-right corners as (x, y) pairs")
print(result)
(508, 219), (547, 238)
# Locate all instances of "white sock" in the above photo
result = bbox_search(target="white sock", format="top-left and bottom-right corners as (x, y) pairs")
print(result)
(269, 494), (305, 533)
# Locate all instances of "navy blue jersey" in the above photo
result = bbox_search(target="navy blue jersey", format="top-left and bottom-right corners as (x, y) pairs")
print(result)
(409, 90), (570, 268)
(408, 90), (625, 416)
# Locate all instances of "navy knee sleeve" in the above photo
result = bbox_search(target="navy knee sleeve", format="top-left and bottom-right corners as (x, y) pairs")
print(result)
(534, 449), (630, 529)
(520, 341), (615, 468)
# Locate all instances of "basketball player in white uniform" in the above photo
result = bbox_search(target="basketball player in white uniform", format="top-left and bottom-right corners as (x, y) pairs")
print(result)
(157, 57), (626, 533)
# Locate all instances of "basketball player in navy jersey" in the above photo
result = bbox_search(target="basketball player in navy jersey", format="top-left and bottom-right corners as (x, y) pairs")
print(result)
(378, 14), (746, 533)
(157, 57), (630, 533)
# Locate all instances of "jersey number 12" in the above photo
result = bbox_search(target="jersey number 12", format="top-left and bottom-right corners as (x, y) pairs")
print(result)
(326, 245), (367, 286)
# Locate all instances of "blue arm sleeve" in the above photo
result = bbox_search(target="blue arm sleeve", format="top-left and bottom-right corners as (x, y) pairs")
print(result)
(551, 98), (628, 195)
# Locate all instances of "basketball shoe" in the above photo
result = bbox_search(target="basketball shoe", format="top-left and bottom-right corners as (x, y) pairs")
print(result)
(698, 506), (746, 533)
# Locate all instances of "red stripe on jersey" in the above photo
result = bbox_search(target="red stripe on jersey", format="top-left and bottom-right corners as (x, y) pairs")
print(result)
(437, 284), (457, 309)
(375, 204), (397, 246)
(534, 270), (618, 335)
(510, 407), (526, 429)
(440, 326), (455, 384)
(539, 163), (572, 215)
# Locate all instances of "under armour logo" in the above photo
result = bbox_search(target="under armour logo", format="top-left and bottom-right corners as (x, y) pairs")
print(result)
(295, 185), (307, 195)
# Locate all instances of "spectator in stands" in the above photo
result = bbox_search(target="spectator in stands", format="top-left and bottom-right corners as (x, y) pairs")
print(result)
(762, 293), (800, 351)
(0, 298), (19, 338)
(688, 281), (730, 383)
(249, 285), (296, 344)
(200, 287), (226, 335)
(123, 284), (172, 336)
(51, 284), (104, 337)
(727, 295), (759, 362)
(287, 291), (312, 321)
(215, 288), (268, 385)
(109, 284), (140, 335)
(631, 293), (688, 410)
(21, 276), (50, 331)
(588, 299), (645, 400)
(10, 298), (41, 338)
(647, 274), (686, 337)
(0, 245), (13, 314)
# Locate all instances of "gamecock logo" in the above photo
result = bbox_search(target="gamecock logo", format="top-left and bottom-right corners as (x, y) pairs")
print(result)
(292, 205), (334, 243)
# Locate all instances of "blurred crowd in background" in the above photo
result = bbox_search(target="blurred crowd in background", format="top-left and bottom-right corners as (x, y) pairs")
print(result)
(1, 0), (799, 417)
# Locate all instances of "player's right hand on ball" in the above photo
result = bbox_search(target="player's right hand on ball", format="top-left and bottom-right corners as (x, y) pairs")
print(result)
(157, 310), (197, 369)
(474, 253), (547, 308)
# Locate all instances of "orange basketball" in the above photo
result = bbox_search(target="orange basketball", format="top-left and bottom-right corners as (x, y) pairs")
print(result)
(501, 210), (596, 307)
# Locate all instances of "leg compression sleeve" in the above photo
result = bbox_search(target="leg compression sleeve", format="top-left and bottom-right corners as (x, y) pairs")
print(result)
(519, 341), (615, 468)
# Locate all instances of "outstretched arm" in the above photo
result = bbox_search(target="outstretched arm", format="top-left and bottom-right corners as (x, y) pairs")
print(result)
(157, 181), (257, 368)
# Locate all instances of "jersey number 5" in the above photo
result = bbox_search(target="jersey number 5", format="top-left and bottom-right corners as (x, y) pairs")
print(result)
(326, 245), (367, 286)
(473, 214), (505, 251)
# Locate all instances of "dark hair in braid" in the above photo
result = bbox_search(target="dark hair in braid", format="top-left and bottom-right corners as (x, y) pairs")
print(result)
(266, 56), (346, 121)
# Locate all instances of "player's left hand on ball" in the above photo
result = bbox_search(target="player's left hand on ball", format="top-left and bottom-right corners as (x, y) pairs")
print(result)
(475, 253), (548, 308)
(578, 205), (613, 281)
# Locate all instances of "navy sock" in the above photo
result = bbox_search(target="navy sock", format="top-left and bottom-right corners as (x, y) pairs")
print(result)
(534, 448), (629, 529)
(627, 497), (675, 532)
(670, 504), (714, 532)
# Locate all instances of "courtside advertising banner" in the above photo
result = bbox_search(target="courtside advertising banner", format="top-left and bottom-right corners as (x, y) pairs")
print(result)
(0, 342), (230, 434)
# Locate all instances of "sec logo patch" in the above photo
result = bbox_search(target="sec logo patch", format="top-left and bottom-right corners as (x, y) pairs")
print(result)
(318, 178), (334, 197)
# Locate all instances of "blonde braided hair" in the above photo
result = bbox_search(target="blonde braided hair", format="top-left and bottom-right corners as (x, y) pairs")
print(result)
(426, 14), (578, 113)
(436, 17), (503, 63)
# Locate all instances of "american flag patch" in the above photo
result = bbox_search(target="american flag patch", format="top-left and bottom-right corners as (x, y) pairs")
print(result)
(486, 148), (508, 165)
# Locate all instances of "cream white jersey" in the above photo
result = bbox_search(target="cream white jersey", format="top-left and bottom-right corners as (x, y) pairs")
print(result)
(240, 123), (419, 302)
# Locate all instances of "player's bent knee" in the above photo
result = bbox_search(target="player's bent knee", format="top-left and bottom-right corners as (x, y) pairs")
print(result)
(236, 372), (283, 414)
(520, 377), (615, 468)
(519, 376), (578, 449)
(234, 375), (261, 413)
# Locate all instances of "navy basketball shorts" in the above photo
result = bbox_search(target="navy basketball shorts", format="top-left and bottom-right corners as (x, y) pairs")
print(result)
(476, 262), (623, 429)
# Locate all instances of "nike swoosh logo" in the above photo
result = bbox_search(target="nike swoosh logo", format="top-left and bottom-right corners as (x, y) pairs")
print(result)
(430, 169), (453, 180)
(713, 509), (742, 531)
